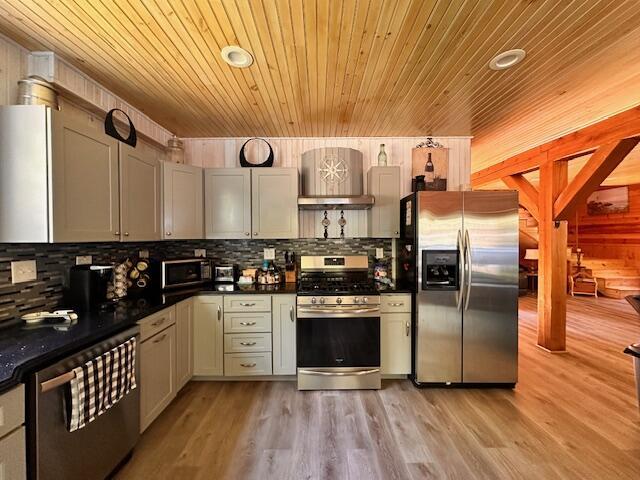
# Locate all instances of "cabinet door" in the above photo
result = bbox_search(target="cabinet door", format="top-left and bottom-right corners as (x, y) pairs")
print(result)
(140, 325), (176, 432)
(204, 168), (251, 239)
(368, 166), (400, 238)
(50, 111), (120, 242)
(381, 313), (411, 375)
(162, 162), (203, 239)
(272, 295), (296, 375)
(193, 296), (224, 376)
(175, 298), (194, 391)
(251, 168), (298, 239)
(120, 143), (161, 241)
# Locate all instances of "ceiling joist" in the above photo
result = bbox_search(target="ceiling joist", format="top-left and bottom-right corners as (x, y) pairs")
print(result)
(502, 174), (540, 221)
(553, 137), (640, 221)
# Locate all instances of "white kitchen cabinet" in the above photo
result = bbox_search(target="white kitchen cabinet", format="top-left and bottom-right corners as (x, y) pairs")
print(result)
(251, 168), (299, 239)
(175, 298), (194, 391)
(380, 294), (412, 375)
(162, 161), (203, 239)
(193, 296), (224, 376)
(368, 166), (401, 238)
(204, 168), (251, 239)
(0, 427), (26, 480)
(140, 324), (176, 432)
(120, 143), (161, 241)
(272, 295), (297, 375)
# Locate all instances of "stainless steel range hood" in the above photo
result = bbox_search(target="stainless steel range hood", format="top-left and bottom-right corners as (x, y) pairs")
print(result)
(298, 147), (375, 210)
(297, 195), (375, 210)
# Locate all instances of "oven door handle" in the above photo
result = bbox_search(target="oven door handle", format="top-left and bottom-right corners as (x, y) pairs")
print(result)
(297, 306), (380, 317)
(298, 368), (380, 377)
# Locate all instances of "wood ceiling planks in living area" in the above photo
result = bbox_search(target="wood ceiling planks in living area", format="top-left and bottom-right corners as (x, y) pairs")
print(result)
(1, 0), (640, 143)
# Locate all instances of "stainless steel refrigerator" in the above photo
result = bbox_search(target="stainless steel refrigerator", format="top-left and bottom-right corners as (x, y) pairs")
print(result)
(397, 191), (519, 386)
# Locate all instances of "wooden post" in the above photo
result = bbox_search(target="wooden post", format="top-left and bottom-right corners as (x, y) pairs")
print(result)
(537, 158), (568, 351)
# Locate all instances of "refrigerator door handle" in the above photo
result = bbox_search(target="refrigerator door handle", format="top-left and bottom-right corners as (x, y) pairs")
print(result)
(456, 229), (464, 311)
(464, 229), (472, 311)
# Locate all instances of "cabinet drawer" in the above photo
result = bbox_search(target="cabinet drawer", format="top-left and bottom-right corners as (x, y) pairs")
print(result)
(224, 353), (272, 376)
(224, 295), (271, 313)
(224, 333), (272, 353)
(381, 294), (412, 313)
(0, 385), (24, 439)
(138, 307), (176, 342)
(0, 426), (26, 480)
(224, 312), (271, 333)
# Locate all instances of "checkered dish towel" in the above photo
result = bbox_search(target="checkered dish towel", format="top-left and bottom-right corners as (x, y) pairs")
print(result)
(68, 337), (137, 432)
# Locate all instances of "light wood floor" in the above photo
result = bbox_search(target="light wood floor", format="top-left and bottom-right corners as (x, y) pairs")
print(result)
(116, 295), (640, 479)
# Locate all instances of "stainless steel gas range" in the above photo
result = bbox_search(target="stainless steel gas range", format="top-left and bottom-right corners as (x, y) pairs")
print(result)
(296, 255), (381, 390)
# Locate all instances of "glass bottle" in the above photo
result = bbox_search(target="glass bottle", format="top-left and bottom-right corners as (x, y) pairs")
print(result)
(377, 144), (388, 166)
(425, 152), (435, 185)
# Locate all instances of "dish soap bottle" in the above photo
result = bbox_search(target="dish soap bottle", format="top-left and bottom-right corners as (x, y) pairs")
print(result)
(377, 144), (387, 166)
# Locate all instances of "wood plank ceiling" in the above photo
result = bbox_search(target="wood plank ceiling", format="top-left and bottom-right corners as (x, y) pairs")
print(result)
(2, 0), (640, 182)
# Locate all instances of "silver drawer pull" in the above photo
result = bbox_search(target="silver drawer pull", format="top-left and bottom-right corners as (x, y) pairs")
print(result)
(239, 302), (256, 307)
(240, 341), (257, 346)
(389, 302), (404, 307)
(151, 318), (165, 327)
(153, 333), (167, 344)
(240, 321), (257, 326)
(240, 363), (257, 368)
(406, 321), (410, 336)
(217, 305), (222, 322)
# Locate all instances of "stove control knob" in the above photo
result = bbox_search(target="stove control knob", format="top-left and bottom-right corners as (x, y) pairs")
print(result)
(311, 297), (317, 304)
(362, 297), (368, 304)
(354, 297), (361, 304)
(319, 297), (326, 304)
(336, 297), (343, 304)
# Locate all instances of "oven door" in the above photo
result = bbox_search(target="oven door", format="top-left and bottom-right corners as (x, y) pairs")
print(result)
(296, 305), (381, 390)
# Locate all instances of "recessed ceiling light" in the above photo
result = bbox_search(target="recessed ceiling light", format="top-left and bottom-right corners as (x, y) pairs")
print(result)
(221, 45), (254, 68)
(489, 49), (526, 71)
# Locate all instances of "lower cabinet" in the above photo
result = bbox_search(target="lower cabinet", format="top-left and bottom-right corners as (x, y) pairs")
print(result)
(139, 323), (176, 432)
(0, 427), (26, 480)
(175, 298), (194, 391)
(272, 295), (297, 375)
(381, 294), (412, 375)
(193, 296), (224, 376)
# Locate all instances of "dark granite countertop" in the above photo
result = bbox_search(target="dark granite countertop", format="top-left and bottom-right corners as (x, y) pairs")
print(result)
(0, 281), (409, 393)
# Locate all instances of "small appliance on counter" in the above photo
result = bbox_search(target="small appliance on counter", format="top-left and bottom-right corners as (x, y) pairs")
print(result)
(159, 258), (212, 290)
(214, 264), (238, 283)
(68, 265), (115, 311)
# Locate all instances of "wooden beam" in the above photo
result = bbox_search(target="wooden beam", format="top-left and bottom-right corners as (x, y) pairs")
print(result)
(502, 175), (540, 221)
(472, 105), (640, 187)
(553, 137), (640, 220)
(537, 159), (568, 352)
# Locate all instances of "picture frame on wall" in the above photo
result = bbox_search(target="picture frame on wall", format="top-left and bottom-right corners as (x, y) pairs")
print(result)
(587, 186), (629, 215)
(411, 146), (449, 191)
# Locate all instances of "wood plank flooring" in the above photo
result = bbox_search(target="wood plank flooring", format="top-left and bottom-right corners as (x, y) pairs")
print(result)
(116, 295), (640, 479)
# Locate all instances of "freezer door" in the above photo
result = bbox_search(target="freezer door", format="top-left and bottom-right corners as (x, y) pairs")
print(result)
(462, 191), (519, 383)
(415, 191), (463, 383)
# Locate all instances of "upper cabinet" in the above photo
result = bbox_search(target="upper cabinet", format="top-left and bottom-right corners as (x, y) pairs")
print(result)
(162, 162), (203, 240)
(204, 168), (251, 239)
(120, 143), (161, 241)
(0, 105), (165, 243)
(204, 167), (298, 240)
(368, 166), (401, 238)
(251, 168), (299, 239)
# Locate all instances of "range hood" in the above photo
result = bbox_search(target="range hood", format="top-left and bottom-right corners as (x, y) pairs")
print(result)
(298, 147), (375, 210)
(297, 195), (375, 210)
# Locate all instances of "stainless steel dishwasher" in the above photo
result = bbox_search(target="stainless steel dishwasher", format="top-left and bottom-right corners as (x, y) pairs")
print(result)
(27, 325), (140, 480)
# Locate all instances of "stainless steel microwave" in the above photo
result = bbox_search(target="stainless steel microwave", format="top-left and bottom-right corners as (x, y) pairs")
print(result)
(161, 259), (212, 290)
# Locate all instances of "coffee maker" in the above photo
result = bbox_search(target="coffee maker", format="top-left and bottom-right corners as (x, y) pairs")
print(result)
(68, 265), (115, 311)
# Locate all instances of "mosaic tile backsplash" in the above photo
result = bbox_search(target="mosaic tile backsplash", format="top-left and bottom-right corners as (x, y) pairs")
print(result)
(0, 238), (391, 323)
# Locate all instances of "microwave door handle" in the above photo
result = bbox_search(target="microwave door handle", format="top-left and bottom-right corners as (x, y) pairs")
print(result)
(456, 229), (464, 311)
(464, 229), (472, 311)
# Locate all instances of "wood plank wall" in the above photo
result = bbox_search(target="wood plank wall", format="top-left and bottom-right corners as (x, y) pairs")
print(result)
(569, 183), (640, 264)
(184, 136), (471, 238)
(0, 34), (28, 105)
